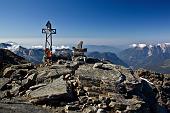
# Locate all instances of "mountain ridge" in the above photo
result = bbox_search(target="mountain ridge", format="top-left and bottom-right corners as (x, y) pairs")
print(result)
(87, 51), (128, 67)
(119, 43), (170, 73)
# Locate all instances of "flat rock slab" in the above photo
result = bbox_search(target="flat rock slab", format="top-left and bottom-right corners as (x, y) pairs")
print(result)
(76, 64), (136, 83)
(28, 76), (66, 99)
(0, 78), (10, 91)
(0, 101), (50, 113)
(75, 64), (120, 78)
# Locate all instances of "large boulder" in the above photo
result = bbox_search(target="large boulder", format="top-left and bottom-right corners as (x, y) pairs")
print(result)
(10, 69), (28, 80)
(28, 76), (66, 99)
(3, 67), (16, 78)
(3, 63), (34, 78)
(46, 69), (72, 79)
(10, 63), (35, 70)
(93, 63), (103, 69)
(0, 78), (10, 91)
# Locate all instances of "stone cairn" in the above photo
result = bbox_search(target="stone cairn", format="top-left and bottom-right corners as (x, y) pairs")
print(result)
(72, 41), (87, 64)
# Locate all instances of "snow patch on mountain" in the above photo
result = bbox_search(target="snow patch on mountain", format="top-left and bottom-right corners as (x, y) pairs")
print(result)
(56, 45), (70, 49)
(1, 41), (21, 52)
(130, 44), (137, 48)
(148, 45), (153, 48)
(129, 43), (147, 48)
(164, 43), (170, 45)
(5, 41), (18, 46)
(1, 42), (70, 54)
(7, 45), (20, 52)
(138, 44), (147, 48)
(156, 43), (170, 53)
(32, 45), (43, 49)
(129, 43), (170, 56)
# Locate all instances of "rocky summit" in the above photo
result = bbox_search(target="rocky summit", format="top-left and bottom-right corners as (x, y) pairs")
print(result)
(0, 47), (170, 113)
(0, 49), (28, 76)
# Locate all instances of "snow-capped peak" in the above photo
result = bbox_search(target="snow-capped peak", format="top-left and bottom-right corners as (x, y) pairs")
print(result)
(5, 41), (18, 46)
(7, 45), (20, 52)
(31, 45), (43, 49)
(164, 43), (170, 45)
(52, 45), (69, 53)
(157, 43), (161, 46)
(130, 43), (147, 49)
(138, 44), (147, 48)
(156, 43), (170, 53)
(130, 44), (137, 48)
(56, 45), (69, 49)
(0, 41), (20, 52)
(148, 45), (153, 48)
(129, 42), (170, 56)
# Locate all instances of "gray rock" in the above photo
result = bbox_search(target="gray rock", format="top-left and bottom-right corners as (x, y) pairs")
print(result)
(79, 96), (88, 104)
(11, 69), (28, 80)
(87, 92), (99, 97)
(57, 59), (66, 65)
(3, 67), (16, 78)
(0, 78), (10, 91)
(18, 76), (37, 95)
(36, 71), (48, 84)
(10, 63), (34, 70)
(73, 51), (86, 57)
(26, 69), (38, 78)
(65, 104), (80, 111)
(126, 97), (145, 112)
(10, 82), (21, 96)
(3, 63), (34, 78)
(113, 102), (127, 111)
(0, 98), (50, 113)
(0, 91), (14, 99)
(102, 64), (115, 70)
(93, 63), (103, 69)
(83, 106), (97, 113)
(29, 83), (47, 91)
(27, 73), (37, 81)
(46, 69), (60, 79)
(28, 76), (66, 99)
(96, 108), (107, 113)
(50, 64), (67, 69)
(46, 69), (72, 79)
(73, 56), (86, 64)
(109, 101), (116, 108)
(64, 74), (71, 80)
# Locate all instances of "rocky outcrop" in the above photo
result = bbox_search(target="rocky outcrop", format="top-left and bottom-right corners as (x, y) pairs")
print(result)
(0, 49), (28, 76)
(118, 44), (170, 74)
(135, 69), (170, 112)
(0, 57), (169, 113)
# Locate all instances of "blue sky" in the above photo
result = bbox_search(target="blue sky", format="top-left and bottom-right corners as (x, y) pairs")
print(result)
(0, 0), (170, 46)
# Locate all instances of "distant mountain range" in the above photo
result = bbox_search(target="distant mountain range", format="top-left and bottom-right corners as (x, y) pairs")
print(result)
(0, 42), (73, 64)
(0, 42), (44, 64)
(85, 45), (121, 54)
(118, 43), (170, 73)
(1, 41), (170, 73)
(0, 42), (127, 67)
(0, 49), (28, 75)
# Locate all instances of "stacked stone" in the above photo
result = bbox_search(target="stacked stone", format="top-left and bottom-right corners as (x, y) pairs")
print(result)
(72, 41), (87, 64)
